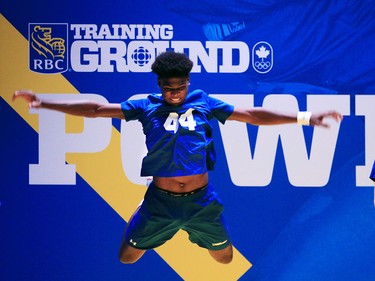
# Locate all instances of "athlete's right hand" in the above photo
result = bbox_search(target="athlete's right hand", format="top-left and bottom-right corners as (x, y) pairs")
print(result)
(12, 90), (42, 108)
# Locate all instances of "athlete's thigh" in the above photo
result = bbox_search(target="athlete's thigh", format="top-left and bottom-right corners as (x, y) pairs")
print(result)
(124, 189), (180, 249)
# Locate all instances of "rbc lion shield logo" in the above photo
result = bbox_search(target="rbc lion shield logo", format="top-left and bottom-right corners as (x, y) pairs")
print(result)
(29, 23), (68, 74)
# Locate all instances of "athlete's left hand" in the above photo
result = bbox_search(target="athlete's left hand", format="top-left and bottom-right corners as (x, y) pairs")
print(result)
(310, 111), (343, 127)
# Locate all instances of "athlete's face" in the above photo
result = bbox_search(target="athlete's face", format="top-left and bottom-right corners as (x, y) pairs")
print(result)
(159, 77), (189, 106)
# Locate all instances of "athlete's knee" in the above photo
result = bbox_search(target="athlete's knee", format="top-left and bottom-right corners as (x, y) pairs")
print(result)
(216, 251), (233, 264)
(118, 243), (145, 264)
(209, 244), (233, 264)
(119, 253), (138, 264)
(118, 250), (144, 264)
(118, 249), (135, 264)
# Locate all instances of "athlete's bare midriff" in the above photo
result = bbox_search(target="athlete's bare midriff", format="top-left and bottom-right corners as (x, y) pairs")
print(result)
(153, 172), (209, 193)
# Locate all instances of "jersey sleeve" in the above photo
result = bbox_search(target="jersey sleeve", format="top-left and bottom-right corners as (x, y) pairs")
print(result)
(370, 160), (375, 182)
(120, 98), (149, 121)
(206, 94), (234, 124)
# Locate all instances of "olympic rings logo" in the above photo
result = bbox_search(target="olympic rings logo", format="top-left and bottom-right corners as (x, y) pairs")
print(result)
(254, 61), (271, 70)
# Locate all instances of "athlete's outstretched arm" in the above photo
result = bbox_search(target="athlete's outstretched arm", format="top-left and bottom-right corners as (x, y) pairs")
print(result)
(227, 107), (342, 127)
(12, 90), (124, 119)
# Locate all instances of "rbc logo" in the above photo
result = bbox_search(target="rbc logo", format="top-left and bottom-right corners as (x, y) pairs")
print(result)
(29, 23), (68, 74)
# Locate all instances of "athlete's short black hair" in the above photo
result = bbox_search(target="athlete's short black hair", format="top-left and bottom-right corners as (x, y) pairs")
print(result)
(151, 52), (193, 78)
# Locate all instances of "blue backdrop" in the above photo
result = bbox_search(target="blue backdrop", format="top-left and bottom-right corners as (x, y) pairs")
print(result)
(1, 1), (375, 280)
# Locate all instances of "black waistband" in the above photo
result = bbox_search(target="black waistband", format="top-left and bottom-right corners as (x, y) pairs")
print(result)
(155, 184), (208, 197)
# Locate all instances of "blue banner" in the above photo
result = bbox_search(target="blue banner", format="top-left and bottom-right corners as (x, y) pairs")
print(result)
(1, 1), (374, 280)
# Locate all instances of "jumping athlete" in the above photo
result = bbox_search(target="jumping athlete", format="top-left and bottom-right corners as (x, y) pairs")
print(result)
(12, 51), (343, 264)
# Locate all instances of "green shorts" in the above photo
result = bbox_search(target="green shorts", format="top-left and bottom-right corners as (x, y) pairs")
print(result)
(125, 182), (231, 250)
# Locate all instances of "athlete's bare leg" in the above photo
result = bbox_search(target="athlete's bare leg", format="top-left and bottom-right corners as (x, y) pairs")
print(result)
(118, 241), (146, 264)
(208, 244), (233, 264)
